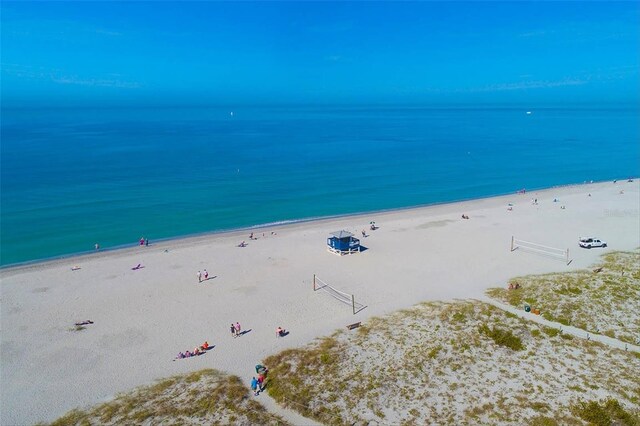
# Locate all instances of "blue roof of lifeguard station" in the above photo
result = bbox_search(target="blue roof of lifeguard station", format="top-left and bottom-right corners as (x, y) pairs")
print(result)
(329, 230), (354, 239)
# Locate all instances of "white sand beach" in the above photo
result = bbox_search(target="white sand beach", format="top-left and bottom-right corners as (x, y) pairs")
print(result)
(1, 180), (639, 425)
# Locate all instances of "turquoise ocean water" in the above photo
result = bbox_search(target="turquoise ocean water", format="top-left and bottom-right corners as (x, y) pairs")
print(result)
(1, 105), (638, 266)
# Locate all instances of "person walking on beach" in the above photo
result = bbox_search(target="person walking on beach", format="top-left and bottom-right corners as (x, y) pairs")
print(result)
(235, 322), (241, 336)
(231, 323), (237, 338)
(197, 271), (202, 283)
(203, 269), (208, 280)
(145, 238), (149, 247)
(251, 377), (259, 396)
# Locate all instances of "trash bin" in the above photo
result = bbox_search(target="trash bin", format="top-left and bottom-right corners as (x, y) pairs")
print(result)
(524, 304), (531, 313)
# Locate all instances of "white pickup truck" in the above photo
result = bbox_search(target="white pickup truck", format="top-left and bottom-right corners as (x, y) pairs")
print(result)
(579, 237), (607, 249)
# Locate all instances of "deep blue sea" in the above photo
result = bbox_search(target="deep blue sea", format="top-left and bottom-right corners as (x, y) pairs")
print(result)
(1, 105), (638, 266)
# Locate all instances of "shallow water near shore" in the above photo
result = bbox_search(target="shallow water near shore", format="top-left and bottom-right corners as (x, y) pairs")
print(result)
(1, 104), (638, 265)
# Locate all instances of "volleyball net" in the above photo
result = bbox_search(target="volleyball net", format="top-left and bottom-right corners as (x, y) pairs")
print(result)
(511, 236), (571, 265)
(313, 274), (366, 315)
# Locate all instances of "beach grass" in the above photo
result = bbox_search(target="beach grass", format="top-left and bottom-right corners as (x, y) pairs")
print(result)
(47, 369), (289, 426)
(263, 301), (640, 425)
(486, 250), (640, 344)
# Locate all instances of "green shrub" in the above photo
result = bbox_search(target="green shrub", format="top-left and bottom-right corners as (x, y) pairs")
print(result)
(478, 324), (524, 351)
(571, 398), (639, 426)
(529, 415), (559, 426)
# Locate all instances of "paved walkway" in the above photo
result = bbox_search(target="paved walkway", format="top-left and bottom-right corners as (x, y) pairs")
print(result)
(479, 297), (640, 353)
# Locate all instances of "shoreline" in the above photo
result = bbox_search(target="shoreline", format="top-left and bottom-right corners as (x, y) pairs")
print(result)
(1, 178), (625, 271)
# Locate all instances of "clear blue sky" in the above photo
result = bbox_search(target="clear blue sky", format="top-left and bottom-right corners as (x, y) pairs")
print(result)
(2, 1), (639, 107)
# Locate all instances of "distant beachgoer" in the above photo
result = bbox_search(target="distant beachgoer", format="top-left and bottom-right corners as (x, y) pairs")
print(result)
(203, 269), (209, 280)
(362, 230), (366, 238)
(238, 241), (247, 247)
(197, 271), (202, 283)
(249, 232), (254, 240)
(251, 377), (259, 395)
(231, 324), (237, 338)
(75, 320), (93, 326)
(131, 264), (142, 270)
(145, 238), (149, 247)
(176, 352), (185, 359)
(95, 243), (100, 250)
(235, 322), (241, 336)
(200, 341), (209, 351)
(139, 237), (145, 246)
(276, 326), (283, 337)
(185, 350), (192, 357)
(588, 193), (591, 197)
(71, 266), (81, 271)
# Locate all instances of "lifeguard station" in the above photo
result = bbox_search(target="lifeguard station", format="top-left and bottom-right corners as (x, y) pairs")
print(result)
(327, 230), (361, 256)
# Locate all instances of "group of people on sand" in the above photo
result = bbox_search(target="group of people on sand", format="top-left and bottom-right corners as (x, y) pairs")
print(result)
(251, 364), (269, 396)
(507, 282), (521, 290)
(239, 231), (277, 247)
(175, 341), (210, 360)
(461, 214), (470, 219)
(231, 322), (242, 337)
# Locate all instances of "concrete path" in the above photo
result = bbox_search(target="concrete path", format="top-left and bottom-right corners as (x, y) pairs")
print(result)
(479, 297), (640, 353)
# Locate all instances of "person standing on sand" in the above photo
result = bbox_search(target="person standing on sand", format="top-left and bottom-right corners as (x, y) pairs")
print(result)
(257, 374), (265, 391)
(251, 377), (259, 395)
(203, 269), (208, 280)
(235, 322), (241, 336)
(231, 324), (237, 338)
(197, 271), (202, 283)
